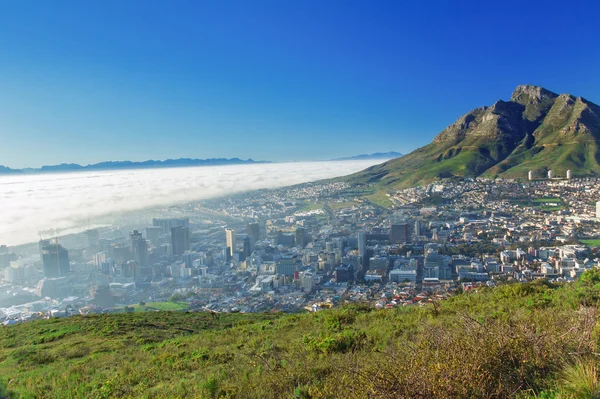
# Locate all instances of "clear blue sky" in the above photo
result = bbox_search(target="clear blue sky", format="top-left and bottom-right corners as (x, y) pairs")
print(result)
(0, 0), (598, 168)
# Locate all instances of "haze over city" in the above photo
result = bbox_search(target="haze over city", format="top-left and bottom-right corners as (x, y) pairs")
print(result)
(0, 160), (379, 246)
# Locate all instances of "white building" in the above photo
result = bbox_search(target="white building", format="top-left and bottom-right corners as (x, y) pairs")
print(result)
(389, 269), (417, 283)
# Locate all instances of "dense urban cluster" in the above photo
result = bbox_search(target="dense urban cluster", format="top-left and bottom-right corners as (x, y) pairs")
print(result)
(2, 176), (600, 324)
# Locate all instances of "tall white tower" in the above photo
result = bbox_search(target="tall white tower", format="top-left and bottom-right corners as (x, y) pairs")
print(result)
(528, 170), (533, 181)
(547, 170), (554, 179)
(566, 170), (572, 179)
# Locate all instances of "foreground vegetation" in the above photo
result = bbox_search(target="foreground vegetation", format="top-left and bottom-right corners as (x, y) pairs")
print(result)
(4, 272), (600, 398)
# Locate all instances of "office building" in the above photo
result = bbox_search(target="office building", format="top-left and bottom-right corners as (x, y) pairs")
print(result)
(171, 226), (190, 256)
(243, 236), (252, 257)
(528, 170), (533, 181)
(390, 223), (410, 244)
(85, 229), (100, 248)
(153, 218), (189, 235)
(130, 230), (149, 267)
(247, 222), (260, 243)
(294, 227), (307, 248)
(145, 227), (162, 246)
(276, 255), (300, 277)
(225, 228), (236, 258)
(40, 241), (70, 278)
(596, 201), (600, 219)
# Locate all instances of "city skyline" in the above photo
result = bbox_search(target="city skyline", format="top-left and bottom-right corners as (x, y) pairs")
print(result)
(1, 0), (599, 167)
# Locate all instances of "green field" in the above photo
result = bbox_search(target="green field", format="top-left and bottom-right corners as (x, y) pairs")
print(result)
(580, 239), (600, 247)
(3, 273), (600, 398)
(533, 197), (562, 203)
(130, 301), (189, 312)
(298, 201), (323, 212)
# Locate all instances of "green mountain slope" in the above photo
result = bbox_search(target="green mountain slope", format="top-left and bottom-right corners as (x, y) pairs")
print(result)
(348, 85), (600, 189)
(2, 277), (600, 398)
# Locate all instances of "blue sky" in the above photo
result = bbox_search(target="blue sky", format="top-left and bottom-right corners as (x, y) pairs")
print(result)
(0, 0), (598, 168)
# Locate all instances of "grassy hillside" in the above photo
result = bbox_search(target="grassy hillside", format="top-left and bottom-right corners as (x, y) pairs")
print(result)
(3, 272), (600, 398)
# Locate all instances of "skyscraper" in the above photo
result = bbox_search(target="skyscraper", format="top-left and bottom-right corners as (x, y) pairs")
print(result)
(294, 227), (307, 248)
(153, 218), (190, 235)
(390, 223), (410, 244)
(130, 230), (149, 267)
(243, 236), (252, 257)
(247, 222), (260, 243)
(85, 229), (100, 248)
(171, 226), (190, 256)
(414, 220), (422, 237)
(225, 228), (236, 258)
(40, 241), (70, 278)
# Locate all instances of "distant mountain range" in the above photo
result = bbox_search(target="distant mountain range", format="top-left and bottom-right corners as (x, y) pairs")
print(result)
(347, 85), (600, 189)
(0, 158), (270, 174)
(331, 152), (403, 161)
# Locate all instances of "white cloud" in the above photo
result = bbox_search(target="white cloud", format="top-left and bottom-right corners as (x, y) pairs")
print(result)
(0, 160), (380, 246)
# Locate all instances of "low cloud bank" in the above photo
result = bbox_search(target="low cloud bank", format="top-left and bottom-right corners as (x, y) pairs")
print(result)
(0, 160), (380, 246)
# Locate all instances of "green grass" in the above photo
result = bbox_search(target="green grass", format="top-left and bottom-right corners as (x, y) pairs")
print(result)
(131, 302), (189, 312)
(581, 239), (600, 247)
(297, 201), (323, 212)
(533, 197), (562, 203)
(3, 273), (600, 398)
(328, 201), (359, 211)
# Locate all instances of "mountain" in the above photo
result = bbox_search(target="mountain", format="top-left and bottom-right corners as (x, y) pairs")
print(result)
(0, 165), (21, 174)
(0, 158), (271, 174)
(347, 85), (600, 189)
(331, 152), (403, 161)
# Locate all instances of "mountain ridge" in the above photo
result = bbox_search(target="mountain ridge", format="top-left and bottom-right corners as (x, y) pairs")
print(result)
(330, 152), (403, 161)
(0, 157), (271, 175)
(347, 85), (600, 190)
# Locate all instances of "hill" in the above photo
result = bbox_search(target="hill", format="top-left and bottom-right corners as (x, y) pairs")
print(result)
(0, 158), (271, 175)
(2, 273), (600, 398)
(347, 85), (600, 190)
(331, 152), (403, 161)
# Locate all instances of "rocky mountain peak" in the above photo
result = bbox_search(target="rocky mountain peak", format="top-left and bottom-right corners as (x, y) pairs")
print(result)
(510, 84), (558, 104)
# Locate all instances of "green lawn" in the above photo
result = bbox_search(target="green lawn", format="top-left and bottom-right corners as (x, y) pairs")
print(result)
(131, 302), (189, 312)
(533, 197), (561, 203)
(580, 239), (600, 247)
(298, 201), (323, 212)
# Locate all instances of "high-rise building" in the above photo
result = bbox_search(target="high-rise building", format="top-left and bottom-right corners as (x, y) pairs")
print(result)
(153, 218), (190, 235)
(548, 170), (554, 179)
(596, 201), (600, 219)
(183, 252), (193, 268)
(243, 236), (252, 257)
(225, 228), (236, 257)
(130, 230), (149, 267)
(414, 220), (422, 237)
(276, 255), (300, 276)
(528, 170), (533, 181)
(566, 170), (572, 179)
(390, 223), (410, 244)
(85, 229), (100, 248)
(145, 227), (162, 246)
(40, 241), (70, 278)
(247, 222), (260, 243)
(171, 226), (190, 256)
(294, 227), (307, 248)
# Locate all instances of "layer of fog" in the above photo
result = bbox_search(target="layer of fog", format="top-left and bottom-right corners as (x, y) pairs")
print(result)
(0, 160), (380, 246)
